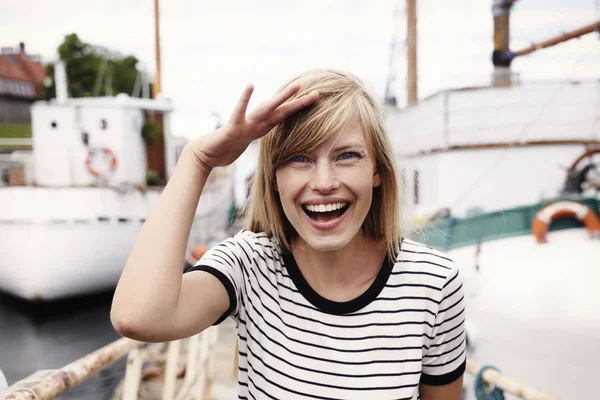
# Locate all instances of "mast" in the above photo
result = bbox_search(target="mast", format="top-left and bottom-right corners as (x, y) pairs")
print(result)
(384, 2), (402, 107)
(491, 0), (599, 87)
(153, 0), (162, 98)
(406, 0), (417, 105)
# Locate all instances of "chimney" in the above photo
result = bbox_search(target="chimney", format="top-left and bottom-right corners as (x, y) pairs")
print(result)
(19, 42), (25, 54)
(55, 61), (69, 103)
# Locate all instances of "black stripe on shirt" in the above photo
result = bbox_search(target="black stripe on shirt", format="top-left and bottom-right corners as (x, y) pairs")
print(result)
(186, 265), (236, 325)
(420, 359), (466, 386)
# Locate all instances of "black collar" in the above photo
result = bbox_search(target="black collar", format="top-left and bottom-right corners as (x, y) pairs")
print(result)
(281, 249), (396, 315)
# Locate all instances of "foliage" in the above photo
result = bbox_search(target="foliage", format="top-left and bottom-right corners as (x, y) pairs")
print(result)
(141, 120), (163, 142)
(146, 169), (160, 186)
(0, 124), (32, 139)
(44, 33), (152, 99)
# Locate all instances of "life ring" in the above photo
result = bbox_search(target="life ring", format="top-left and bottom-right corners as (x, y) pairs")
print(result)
(531, 200), (600, 243)
(85, 147), (117, 178)
(191, 243), (208, 260)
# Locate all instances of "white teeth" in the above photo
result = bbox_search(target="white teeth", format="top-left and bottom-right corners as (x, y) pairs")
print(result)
(305, 202), (347, 213)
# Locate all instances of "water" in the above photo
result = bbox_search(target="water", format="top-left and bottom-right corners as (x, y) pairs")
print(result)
(0, 290), (125, 399)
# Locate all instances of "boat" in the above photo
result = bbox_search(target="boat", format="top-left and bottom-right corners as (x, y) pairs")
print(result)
(0, 0), (235, 302)
(387, 2), (600, 399)
(0, 62), (234, 301)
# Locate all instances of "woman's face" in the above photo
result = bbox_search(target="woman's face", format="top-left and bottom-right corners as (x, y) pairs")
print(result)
(275, 112), (381, 253)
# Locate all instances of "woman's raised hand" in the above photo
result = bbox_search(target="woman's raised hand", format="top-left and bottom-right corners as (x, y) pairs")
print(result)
(192, 83), (319, 172)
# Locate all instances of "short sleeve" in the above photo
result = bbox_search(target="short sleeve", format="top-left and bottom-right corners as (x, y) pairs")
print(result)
(185, 229), (255, 325)
(420, 262), (467, 386)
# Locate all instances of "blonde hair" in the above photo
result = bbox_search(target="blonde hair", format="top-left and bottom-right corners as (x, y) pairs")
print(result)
(244, 69), (403, 258)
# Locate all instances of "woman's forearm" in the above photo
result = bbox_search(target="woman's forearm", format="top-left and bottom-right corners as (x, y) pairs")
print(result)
(111, 143), (211, 327)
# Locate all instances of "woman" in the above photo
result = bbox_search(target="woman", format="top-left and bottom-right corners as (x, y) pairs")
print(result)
(111, 69), (466, 399)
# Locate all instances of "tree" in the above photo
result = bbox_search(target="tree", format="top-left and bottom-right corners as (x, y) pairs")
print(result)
(44, 33), (152, 99)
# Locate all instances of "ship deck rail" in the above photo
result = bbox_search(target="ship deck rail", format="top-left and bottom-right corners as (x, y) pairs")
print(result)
(0, 318), (558, 400)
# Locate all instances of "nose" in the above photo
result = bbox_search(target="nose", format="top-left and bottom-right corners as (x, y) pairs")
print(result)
(309, 160), (340, 193)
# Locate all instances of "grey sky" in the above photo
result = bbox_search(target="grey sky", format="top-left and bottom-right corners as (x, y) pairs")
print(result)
(1, 0), (598, 136)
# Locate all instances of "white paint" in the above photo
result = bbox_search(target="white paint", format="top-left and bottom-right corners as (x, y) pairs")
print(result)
(388, 82), (600, 154)
(0, 369), (7, 390)
(54, 61), (68, 103)
(30, 96), (175, 187)
(401, 145), (589, 219)
(31, 104), (77, 186)
(390, 82), (600, 221)
(0, 183), (233, 301)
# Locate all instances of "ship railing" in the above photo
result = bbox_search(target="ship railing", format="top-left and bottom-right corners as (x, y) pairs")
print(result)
(0, 328), (559, 400)
(0, 138), (33, 147)
(465, 360), (557, 400)
(0, 326), (222, 400)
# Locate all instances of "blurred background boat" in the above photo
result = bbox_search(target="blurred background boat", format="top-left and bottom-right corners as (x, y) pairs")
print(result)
(0, 64), (233, 302)
(387, 1), (600, 399)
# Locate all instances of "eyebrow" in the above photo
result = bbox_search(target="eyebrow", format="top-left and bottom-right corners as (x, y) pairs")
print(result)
(331, 143), (365, 153)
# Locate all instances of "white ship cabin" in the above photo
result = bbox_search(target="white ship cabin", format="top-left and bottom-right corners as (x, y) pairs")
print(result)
(27, 94), (187, 188)
(386, 80), (600, 227)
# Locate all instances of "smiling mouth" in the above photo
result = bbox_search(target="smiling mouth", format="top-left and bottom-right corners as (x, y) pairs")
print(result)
(302, 202), (350, 222)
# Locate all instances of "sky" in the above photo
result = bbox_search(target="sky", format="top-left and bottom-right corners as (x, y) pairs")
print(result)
(1, 0), (599, 137)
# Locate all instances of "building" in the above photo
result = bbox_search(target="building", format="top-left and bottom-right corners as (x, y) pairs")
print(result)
(0, 43), (46, 124)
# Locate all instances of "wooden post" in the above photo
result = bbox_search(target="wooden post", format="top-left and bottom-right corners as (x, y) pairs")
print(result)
(162, 340), (181, 400)
(153, 0), (162, 98)
(122, 348), (143, 400)
(406, 0), (417, 106)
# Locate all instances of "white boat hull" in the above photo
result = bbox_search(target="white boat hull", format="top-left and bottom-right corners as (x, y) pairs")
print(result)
(451, 228), (600, 400)
(0, 183), (233, 301)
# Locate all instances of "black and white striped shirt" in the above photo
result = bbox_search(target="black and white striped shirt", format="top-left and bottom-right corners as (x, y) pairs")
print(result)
(189, 229), (466, 400)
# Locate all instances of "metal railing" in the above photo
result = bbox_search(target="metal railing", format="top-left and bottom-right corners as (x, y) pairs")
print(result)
(0, 138), (32, 147)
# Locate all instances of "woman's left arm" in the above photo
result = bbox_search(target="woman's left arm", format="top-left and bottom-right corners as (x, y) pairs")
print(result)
(419, 376), (464, 400)
(419, 260), (467, 399)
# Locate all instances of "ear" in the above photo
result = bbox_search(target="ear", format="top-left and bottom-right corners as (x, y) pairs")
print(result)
(373, 166), (382, 188)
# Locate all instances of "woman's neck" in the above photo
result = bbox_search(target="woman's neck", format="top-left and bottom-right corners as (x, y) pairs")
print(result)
(291, 233), (387, 302)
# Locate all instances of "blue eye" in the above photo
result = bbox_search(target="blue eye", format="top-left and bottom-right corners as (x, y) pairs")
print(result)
(338, 152), (360, 160)
(288, 155), (309, 163)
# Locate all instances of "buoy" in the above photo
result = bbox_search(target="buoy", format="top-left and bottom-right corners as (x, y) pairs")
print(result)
(191, 244), (208, 260)
(531, 200), (600, 243)
(85, 147), (117, 178)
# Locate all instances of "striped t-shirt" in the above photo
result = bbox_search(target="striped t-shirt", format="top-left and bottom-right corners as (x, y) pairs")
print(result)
(189, 229), (466, 399)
